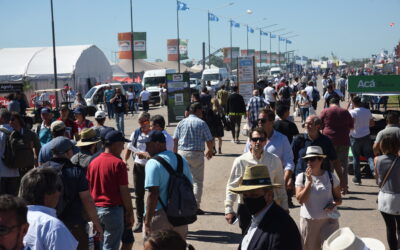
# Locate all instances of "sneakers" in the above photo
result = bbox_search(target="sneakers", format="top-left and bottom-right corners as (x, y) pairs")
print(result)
(133, 222), (143, 233)
(352, 177), (362, 186)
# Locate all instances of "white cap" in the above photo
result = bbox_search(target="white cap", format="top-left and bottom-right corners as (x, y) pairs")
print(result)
(95, 110), (106, 119)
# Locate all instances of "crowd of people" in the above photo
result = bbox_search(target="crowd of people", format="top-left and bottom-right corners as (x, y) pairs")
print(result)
(0, 70), (398, 250)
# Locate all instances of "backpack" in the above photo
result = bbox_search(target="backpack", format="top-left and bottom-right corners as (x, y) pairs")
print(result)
(0, 128), (35, 169)
(281, 86), (291, 99)
(312, 87), (320, 102)
(153, 153), (198, 227)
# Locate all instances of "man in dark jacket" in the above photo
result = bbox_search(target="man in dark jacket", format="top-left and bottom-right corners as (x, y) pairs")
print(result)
(226, 86), (246, 143)
(230, 164), (302, 250)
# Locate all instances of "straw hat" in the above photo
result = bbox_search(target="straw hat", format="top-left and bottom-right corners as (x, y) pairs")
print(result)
(229, 165), (282, 193)
(323, 227), (385, 250)
(302, 146), (327, 159)
(76, 128), (100, 147)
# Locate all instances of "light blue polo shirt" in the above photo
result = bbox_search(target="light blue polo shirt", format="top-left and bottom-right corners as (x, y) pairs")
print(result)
(145, 150), (193, 211)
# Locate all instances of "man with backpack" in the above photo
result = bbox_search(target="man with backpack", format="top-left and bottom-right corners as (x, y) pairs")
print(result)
(278, 80), (292, 108)
(304, 80), (320, 110)
(144, 130), (194, 239)
(124, 112), (151, 232)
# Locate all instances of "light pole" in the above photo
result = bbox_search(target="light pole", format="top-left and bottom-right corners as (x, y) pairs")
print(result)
(129, 0), (135, 77)
(278, 31), (293, 66)
(270, 28), (284, 67)
(50, 0), (58, 106)
(207, 2), (234, 68)
(257, 24), (277, 69)
(176, 0), (181, 73)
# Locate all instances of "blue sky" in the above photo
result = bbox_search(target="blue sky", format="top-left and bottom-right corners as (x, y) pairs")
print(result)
(1, 0), (399, 63)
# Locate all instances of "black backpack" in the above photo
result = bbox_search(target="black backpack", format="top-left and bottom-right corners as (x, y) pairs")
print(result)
(281, 86), (291, 99)
(312, 87), (320, 102)
(0, 128), (35, 169)
(153, 153), (198, 227)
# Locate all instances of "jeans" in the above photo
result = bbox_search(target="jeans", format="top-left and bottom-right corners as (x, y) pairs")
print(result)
(133, 163), (145, 222)
(128, 99), (134, 114)
(96, 206), (124, 250)
(381, 211), (400, 250)
(300, 107), (309, 123)
(350, 135), (374, 181)
(106, 102), (114, 119)
(134, 99), (139, 113)
(115, 112), (124, 136)
(142, 101), (149, 112)
(229, 115), (242, 140)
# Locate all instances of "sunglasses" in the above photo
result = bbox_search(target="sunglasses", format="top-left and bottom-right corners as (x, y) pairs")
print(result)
(0, 224), (20, 236)
(140, 120), (150, 125)
(305, 157), (322, 162)
(257, 118), (267, 124)
(250, 137), (266, 142)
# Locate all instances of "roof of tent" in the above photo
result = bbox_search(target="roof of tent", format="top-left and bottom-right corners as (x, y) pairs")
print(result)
(118, 59), (191, 73)
(111, 64), (129, 77)
(0, 45), (111, 81)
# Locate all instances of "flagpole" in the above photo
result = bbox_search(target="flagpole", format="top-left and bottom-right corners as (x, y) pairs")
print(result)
(246, 24), (249, 51)
(278, 36), (280, 66)
(208, 11), (211, 68)
(176, 0), (181, 73)
(259, 30), (262, 69)
(50, 0), (58, 106)
(269, 35), (272, 68)
(230, 19), (233, 76)
(130, 0), (135, 77)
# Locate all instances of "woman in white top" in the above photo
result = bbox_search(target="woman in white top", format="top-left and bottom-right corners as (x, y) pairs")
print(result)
(127, 87), (135, 116)
(295, 146), (342, 250)
(298, 90), (311, 126)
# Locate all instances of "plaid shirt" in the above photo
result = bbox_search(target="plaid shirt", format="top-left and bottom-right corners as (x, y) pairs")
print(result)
(173, 115), (213, 151)
(246, 96), (267, 122)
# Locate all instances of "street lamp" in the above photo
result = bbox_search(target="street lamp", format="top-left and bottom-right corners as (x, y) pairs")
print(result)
(207, 2), (234, 67)
(50, 0), (58, 106)
(129, 0), (135, 77)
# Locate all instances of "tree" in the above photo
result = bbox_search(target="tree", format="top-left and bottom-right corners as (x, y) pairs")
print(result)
(208, 55), (224, 68)
(183, 61), (194, 67)
(320, 56), (329, 61)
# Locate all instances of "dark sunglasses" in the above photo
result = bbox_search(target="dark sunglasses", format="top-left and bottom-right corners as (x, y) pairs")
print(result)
(0, 224), (20, 236)
(305, 157), (322, 162)
(257, 118), (267, 124)
(250, 137), (266, 142)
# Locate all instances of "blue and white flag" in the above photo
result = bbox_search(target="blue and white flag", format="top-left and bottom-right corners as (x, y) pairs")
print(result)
(208, 13), (219, 22)
(270, 34), (276, 38)
(286, 40), (292, 44)
(247, 27), (254, 33)
(260, 31), (268, 36)
(302, 56), (308, 61)
(177, 1), (189, 11)
(230, 20), (240, 28)
(279, 37), (286, 42)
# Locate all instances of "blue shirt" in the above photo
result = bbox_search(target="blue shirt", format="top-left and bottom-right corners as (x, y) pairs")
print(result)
(244, 130), (295, 172)
(246, 96), (267, 122)
(24, 205), (78, 250)
(38, 136), (80, 164)
(104, 89), (115, 102)
(173, 115), (213, 151)
(145, 150), (193, 211)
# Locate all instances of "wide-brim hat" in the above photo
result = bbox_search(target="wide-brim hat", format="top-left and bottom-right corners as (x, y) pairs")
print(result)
(323, 227), (385, 250)
(229, 164), (282, 193)
(302, 145), (327, 159)
(76, 128), (100, 147)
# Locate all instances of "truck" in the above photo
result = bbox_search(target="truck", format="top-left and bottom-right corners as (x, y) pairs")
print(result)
(142, 69), (176, 105)
(269, 67), (283, 78)
(201, 68), (229, 90)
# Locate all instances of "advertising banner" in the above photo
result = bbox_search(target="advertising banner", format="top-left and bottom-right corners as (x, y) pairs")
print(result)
(167, 39), (188, 61)
(241, 49), (255, 57)
(348, 75), (400, 94)
(166, 73), (191, 123)
(223, 47), (240, 63)
(118, 32), (147, 59)
(255, 51), (268, 63)
(237, 56), (256, 103)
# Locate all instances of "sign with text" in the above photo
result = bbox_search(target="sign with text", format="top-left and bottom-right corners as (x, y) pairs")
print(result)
(241, 49), (255, 57)
(167, 39), (188, 61)
(118, 32), (147, 59)
(348, 75), (400, 94)
(223, 47), (240, 63)
(255, 51), (268, 63)
(166, 73), (191, 123)
(238, 56), (256, 103)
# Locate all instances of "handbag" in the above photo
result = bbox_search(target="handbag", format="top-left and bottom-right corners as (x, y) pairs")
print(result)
(379, 157), (398, 189)
(241, 122), (251, 136)
(222, 115), (231, 131)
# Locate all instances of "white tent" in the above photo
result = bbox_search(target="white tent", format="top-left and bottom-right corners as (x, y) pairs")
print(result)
(0, 45), (112, 95)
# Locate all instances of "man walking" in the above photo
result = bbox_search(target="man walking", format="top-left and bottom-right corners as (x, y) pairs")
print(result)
(140, 87), (151, 112)
(349, 96), (375, 185)
(216, 85), (229, 111)
(226, 86), (246, 143)
(246, 90), (267, 128)
(320, 98), (354, 193)
(110, 87), (127, 136)
(173, 103), (213, 215)
(373, 111), (400, 156)
(87, 130), (134, 250)
(104, 85), (115, 119)
(225, 128), (288, 234)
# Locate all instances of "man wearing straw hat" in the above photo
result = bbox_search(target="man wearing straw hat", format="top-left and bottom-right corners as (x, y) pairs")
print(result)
(230, 164), (301, 250)
(71, 128), (101, 168)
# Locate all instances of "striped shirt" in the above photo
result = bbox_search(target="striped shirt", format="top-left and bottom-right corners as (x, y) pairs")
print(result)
(246, 96), (267, 123)
(173, 115), (213, 151)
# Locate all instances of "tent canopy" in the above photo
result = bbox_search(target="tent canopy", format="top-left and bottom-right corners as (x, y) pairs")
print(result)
(118, 59), (191, 73)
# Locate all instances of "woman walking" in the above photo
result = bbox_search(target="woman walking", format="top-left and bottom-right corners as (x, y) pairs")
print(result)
(375, 134), (400, 250)
(298, 90), (311, 127)
(209, 98), (224, 155)
(295, 146), (342, 250)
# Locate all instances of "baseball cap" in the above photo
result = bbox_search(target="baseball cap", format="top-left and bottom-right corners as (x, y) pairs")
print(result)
(51, 137), (74, 155)
(95, 111), (106, 119)
(73, 107), (86, 115)
(50, 120), (66, 133)
(104, 130), (131, 144)
(41, 108), (51, 114)
(139, 130), (166, 144)
(99, 127), (115, 140)
(60, 103), (69, 111)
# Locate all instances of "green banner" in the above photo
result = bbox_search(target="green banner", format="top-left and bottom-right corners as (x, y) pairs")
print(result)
(348, 75), (400, 94)
(166, 73), (191, 123)
(133, 32), (147, 59)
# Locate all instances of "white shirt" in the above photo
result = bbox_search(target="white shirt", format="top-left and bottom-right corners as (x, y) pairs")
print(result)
(162, 130), (174, 151)
(322, 79), (329, 87)
(127, 91), (134, 100)
(206, 86), (215, 97)
(128, 131), (149, 165)
(349, 107), (373, 138)
(140, 90), (151, 101)
(263, 86), (276, 102)
(304, 86), (315, 101)
(39, 92), (50, 102)
(241, 203), (273, 250)
(0, 124), (19, 177)
(24, 205), (78, 250)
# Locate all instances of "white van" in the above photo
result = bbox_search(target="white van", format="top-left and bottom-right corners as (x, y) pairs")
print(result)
(142, 69), (176, 105)
(201, 68), (229, 90)
(84, 82), (126, 114)
(269, 67), (282, 78)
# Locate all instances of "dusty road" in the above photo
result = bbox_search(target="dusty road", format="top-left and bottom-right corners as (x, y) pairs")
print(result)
(102, 81), (387, 250)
